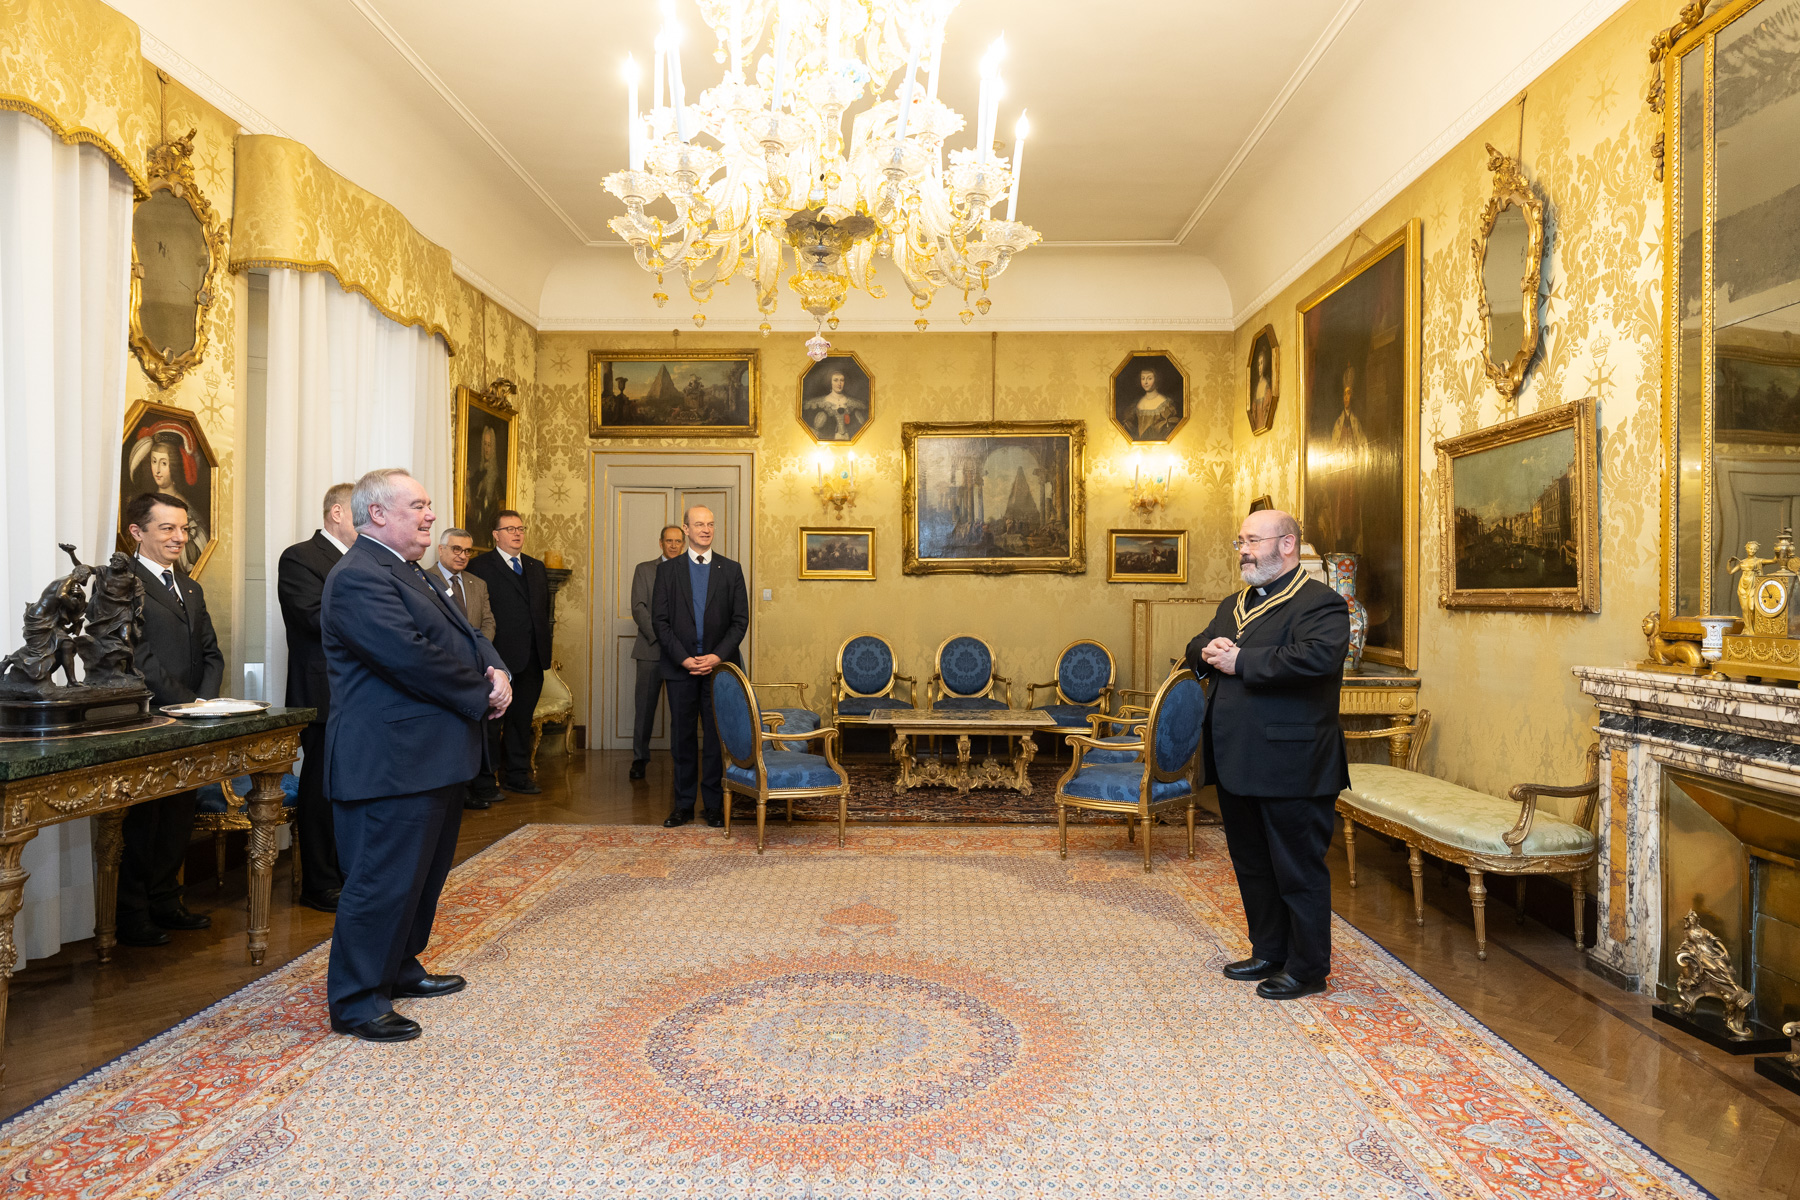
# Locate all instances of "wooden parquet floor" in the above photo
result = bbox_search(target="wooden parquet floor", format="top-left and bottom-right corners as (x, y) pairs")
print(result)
(2, 749), (1793, 1198)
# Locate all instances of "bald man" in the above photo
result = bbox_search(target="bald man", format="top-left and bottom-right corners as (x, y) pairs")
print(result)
(650, 505), (749, 827)
(1185, 509), (1350, 1001)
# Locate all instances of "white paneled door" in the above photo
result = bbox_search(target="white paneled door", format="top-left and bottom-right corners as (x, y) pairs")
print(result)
(590, 453), (756, 751)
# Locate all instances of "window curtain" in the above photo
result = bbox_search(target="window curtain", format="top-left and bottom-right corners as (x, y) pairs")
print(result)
(261, 268), (451, 707)
(0, 111), (136, 966)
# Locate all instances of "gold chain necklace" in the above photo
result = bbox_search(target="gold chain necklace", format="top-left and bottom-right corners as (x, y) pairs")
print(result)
(1232, 569), (1307, 638)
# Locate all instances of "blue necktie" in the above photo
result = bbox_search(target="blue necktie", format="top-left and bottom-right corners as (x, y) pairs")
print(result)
(510, 555), (523, 575)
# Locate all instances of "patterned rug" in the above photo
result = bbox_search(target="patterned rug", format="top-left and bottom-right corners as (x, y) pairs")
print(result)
(1, 825), (1707, 1199)
(756, 757), (1121, 823)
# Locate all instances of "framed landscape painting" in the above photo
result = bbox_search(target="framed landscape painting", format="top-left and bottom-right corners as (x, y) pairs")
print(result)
(798, 527), (875, 579)
(455, 384), (519, 550)
(1437, 397), (1598, 611)
(901, 421), (1086, 575)
(1107, 530), (1187, 583)
(589, 350), (759, 437)
(1297, 218), (1421, 668)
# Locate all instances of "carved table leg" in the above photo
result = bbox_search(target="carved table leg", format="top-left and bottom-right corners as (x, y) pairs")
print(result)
(92, 810), (124, 964)
(1407, 846), (1425, 927)
(891, 730), (912, 794)
(1571, 871), (1587, 951)
(1014, 731), (1039, 795)
(245, 772), (285, 966)
(1387, 714), (1416, 768)
(1468, 868), (1489, 960)
(953, 735), (972, 795)
(0, 830), (39, 1082)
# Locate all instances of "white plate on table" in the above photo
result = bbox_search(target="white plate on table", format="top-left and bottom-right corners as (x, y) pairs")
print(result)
(161, 699), (270, 719)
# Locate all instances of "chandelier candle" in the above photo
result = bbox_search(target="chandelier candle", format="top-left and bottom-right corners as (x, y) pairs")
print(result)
(624, 56), (642, 170)
(894, 24), (922, 147)
(1007, 112), (1028, 222)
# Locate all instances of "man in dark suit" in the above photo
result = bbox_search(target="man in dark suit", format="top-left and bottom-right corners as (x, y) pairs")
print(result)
(650, 505), (749, 828)
(121, 492), (225, 947)
(466, 509), (552, 796)
(276, 482), (357, 912)
(321, 468), (511, 1043)
(1186, 509), (1350, 1001)
(629, 524), (685, 779)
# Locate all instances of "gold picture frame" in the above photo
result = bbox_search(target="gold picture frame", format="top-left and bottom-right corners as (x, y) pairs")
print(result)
(1296, 218), (1421, 669)
(117, 399), (219, 577)
(1248, 494), (1273, 514)
(454, 382), (520, 550)
(1246, 326), (1280, 436)
(1472, 144), (1548, 402)
(1436, 397), (1598, 612)
(588, 350), (760, 438)
(1108, 351), (1191, 443)
(901, 420), (1087, 575)
(1107, 529), (1188, 584)
(797, 527), (875, 579)
(797, 351), (874, 445)
(128, 131), (229, 392)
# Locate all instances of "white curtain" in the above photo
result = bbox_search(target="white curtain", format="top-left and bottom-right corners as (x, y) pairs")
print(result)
(261, 268), (451, 706)
(0, 111), (135, 965)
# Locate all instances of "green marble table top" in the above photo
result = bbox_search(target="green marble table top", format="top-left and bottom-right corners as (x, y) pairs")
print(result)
(1342, 664), (1421, 687)
(0, 708), (316, 783)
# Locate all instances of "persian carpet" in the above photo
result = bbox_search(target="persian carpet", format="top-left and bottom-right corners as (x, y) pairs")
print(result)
(0, 825), (1708, 1199)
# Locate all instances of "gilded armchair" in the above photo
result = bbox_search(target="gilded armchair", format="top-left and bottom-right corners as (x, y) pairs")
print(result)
(713, 663), (851, 852)
(830, 633), (918, 727)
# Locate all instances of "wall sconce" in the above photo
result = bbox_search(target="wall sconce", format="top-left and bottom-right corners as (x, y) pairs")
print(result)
(813, 449), (858, 513)
(1127, 454), (1173, 515)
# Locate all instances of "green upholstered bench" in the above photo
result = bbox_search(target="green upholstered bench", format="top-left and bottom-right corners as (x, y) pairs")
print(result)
(1336, 714), (1602, 960)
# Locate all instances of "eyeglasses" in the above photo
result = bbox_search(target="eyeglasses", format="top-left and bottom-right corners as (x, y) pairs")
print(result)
(441, 544), (473, 556)
(1230, 534), (1291, 551)
(495, 524), (526, 534)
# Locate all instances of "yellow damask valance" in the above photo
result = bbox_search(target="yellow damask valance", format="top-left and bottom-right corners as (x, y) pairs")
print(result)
(231, 135), (459, 353)
(0, 0), (152, 193)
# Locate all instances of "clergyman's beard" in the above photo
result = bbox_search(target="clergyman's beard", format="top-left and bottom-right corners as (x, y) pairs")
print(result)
(1240, 550), (1285, 587)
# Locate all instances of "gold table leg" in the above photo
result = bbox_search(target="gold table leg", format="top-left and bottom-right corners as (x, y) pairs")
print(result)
(953, 734), (972, 795)
(245, 772), (285, 967)
(1387, 714), (1417, 768)
(0, 829), (38, 1083)
(92, 810), (123, 964)
(891, 729), (913, 794)
(1013, 732), (1039, 795)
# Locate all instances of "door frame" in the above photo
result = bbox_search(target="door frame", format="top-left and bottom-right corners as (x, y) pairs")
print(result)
(587, 449), (757, 748)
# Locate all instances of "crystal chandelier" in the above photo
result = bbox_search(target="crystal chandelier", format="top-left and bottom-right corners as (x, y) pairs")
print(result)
(604, 0), (1040, 359)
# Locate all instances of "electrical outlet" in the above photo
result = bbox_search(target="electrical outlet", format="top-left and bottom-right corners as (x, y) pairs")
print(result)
(762, 588), (773, 602)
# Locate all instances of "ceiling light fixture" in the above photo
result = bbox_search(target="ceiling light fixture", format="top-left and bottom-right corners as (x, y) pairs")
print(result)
(605, 0), (1040, 359)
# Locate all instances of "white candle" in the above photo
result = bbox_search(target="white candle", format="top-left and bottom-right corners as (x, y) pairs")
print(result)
(729, 2), (742, 79)
(624, 56), (642, 169)
(1006, 110), (1028, 220)
(826, 0), (841, 68)
(670, 36), (688, 139)
(653, 33), (666, 114)
(894, 22), (922, 144)
(770, 14), (786, 104)
(977, 37), (1005, 165)
(926, 10), (944, 100)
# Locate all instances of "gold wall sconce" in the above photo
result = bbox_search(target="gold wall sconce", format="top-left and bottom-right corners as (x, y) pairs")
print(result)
(1127, 453), (1174, 515)
(812, 449), (859, 513)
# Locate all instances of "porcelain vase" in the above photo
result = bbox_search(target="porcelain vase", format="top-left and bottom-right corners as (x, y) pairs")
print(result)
(1323, 552), (1368, 671)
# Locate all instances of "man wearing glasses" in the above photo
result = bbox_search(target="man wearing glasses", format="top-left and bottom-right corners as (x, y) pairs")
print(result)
(468, 510), (553, 796)
(433, 527), (499, 807)
(1185, 509), (1350, 1002)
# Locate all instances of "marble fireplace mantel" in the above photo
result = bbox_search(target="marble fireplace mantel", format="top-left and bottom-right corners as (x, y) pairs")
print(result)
(1572, 666), (1800, 993)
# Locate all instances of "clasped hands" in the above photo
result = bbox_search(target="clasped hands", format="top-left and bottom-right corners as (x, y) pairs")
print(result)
(681, 654), (722, 676)
(1199, 636), (1240, 676)
(485, 666), (513, 719)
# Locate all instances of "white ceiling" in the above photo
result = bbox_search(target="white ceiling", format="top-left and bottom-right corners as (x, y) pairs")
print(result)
(114, 0), (1636, 328)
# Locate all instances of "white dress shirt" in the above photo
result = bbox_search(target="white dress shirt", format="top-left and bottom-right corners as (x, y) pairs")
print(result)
(687, 548), (713, 566)
(321, 529), (350, 556)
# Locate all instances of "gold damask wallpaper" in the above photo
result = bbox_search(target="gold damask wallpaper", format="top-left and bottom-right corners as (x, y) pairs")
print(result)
(530, 330), (1237, 733)
(1232, 1), (1666, 806)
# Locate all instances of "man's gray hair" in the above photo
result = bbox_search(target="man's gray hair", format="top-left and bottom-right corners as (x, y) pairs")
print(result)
(1274, 513), (1301, 541)
(439, 526), (472, 544)
(321, 482), (354, 523)
(351, 468), (414, 530)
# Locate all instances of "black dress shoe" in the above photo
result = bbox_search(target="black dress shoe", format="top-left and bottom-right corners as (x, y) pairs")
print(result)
(1222, 957), (1285, 981)
(704, 815), (724, 828)
(471, 784), (503, 802)
(663, 814), (691, 828)
(1256, 971), (1329, 1001)
(115, 920), (170, 947)
(149, 904), (211, 931)
(393, 973), (466, 999)
(503, 778), (542, 795)
(463, 794), (492, 810)
(330, 1011), (422, 1042)
(629, 760), (647, 780)
(298, 889), (341, 913)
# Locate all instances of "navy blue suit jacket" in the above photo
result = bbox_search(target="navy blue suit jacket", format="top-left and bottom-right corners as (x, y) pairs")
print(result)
(321, 536), (508, 802)
(650, 552), (749, 682)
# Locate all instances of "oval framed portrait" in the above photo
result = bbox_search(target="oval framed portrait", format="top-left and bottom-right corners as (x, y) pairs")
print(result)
(1247, 324), (1280, 436)
(1108, 352), (1189, 444)
(798, 352), (873, 444)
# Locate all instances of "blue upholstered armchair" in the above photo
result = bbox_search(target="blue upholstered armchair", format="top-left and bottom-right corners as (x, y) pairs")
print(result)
(713, 663), (852, 852)
(831, 634), (918, 726)
(928, 635), (1011, 710)
(1055, 668), (1206, 872)
(753, 680), (824, 750)
(1025, 640), (1116, 730)
(194, 773), (301, 897)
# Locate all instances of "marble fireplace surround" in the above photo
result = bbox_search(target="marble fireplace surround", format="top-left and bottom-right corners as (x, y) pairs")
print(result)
(1572, 667), (1800, 995)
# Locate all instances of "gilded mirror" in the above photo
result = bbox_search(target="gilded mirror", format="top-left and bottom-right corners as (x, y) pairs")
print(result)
(129, 132), (227, 391)
(1472, 144), (1546, 401)
(1654, 0), (1800, 641)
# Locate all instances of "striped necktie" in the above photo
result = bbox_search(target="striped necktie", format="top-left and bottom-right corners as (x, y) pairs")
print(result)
(160, 569), (185, 610)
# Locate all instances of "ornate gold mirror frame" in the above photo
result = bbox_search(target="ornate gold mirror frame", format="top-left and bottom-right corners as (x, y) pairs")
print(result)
(1471, 144), (1547, 402)
(128, 128), (228, 391)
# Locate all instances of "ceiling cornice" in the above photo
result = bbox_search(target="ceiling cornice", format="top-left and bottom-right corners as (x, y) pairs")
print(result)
(139, 30), (288, 137)
(452, 258), (541, 328)
(348, 0), (597, 245)
(537, 315), (1234, 332)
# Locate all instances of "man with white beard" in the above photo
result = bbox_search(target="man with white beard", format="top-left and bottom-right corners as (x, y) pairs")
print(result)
(1185, 509), (1350, 1001)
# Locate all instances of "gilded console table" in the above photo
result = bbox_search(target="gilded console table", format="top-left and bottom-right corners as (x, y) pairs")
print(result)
(1341, 664), (1422, 767)
(0, 708), (312, 1079)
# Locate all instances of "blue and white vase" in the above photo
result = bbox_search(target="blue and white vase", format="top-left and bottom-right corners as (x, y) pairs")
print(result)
(1323, 552), (1368, 672)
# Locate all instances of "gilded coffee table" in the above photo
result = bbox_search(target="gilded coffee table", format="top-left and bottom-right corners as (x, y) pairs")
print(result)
(867, 708), (1058, 795)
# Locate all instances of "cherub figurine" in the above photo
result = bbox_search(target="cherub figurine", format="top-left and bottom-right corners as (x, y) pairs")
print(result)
(1727, 540), (1773, 628)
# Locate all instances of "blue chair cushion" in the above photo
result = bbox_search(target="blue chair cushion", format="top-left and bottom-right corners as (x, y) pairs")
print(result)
(938, 636), (993, 696)
(196, 774), (299, 814)
(841, 636), (896, 696)
(725, 751), (847, 791)
(767, 706), (821, 751)
(1057, 642), (1112, 705)
(933, 696), (1008, 711)
(1084, 736), (1142, 764)
(711, 670), (757, 762)
(837, 696), (913, 716)
(1061, 763), (1192, 805)
(1038, 703), (1100, 728)
(1153, 677), (1207, 774)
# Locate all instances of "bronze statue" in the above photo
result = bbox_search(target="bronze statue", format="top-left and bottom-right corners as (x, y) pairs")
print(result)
(0, 545), (93, 694)
(78, 553), (147, 690)
(1670, 908), (1754, 1036)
